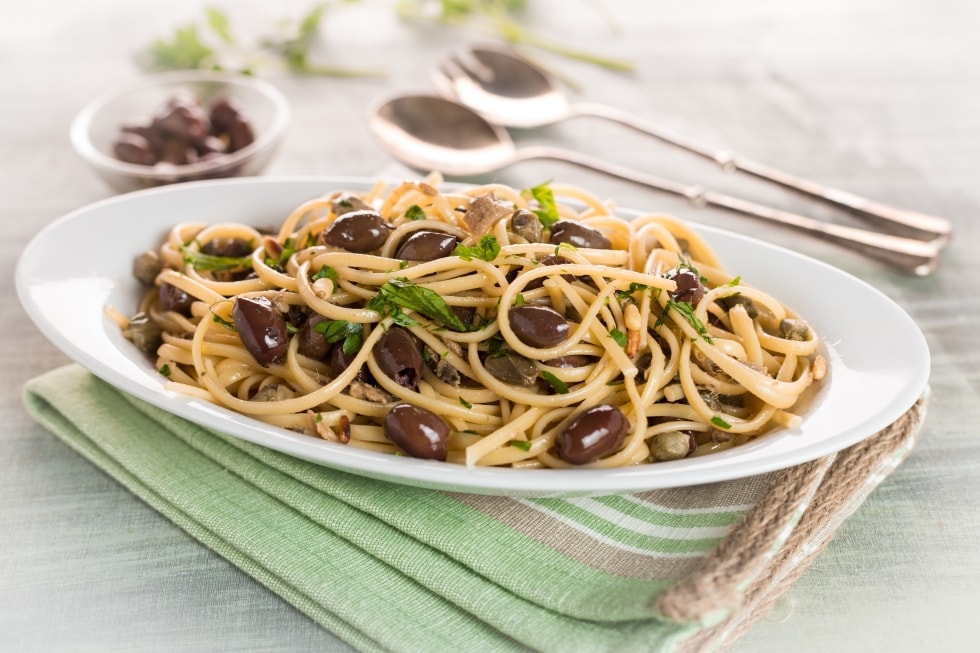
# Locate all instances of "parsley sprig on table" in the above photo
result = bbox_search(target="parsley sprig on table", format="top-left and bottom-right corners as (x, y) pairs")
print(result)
(142, 1), (633, 76)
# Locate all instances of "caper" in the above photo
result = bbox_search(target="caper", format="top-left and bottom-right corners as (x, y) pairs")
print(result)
(556, 404), (628, 465)
(509, 305), (570, 348)
(779, 318), (812, 341)
(383, 403), (450, 460)
(650, 430), (696, 462)
(511, 208), (543, 243)
(485, 351), (538, 386)
(122, 312), (162, 354)
(132, 250), (162, 286)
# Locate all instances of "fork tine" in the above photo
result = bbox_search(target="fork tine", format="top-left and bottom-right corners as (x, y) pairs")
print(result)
(431, 58), (464, 99)
(453, 50), (496, 84)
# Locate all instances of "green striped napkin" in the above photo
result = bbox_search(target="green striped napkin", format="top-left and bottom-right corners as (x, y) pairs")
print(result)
(22, 364), (925, 653)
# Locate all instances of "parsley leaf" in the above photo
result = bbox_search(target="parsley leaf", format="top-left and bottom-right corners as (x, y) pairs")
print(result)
(508, 439), (532, 451)
(609, 328), (628, 348)
(454, 235), (501, 262)
(367, 277), (473, 332)
(616, 282), (649, 302)
(711, 416), (732, 429)
(312, 265), (338, 281)
(655, 300), (713, 343)
(539, 370), (569, 394)
(181, 246), (252, 273)
(404, 204), (426, 221)
(523, 181), (560, 229)
(313, 320), (364, 355)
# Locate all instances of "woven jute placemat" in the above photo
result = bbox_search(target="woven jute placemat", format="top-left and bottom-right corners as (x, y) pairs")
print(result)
(660, 397), (925, 651)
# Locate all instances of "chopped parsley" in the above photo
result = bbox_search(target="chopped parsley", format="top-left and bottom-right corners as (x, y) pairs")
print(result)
(539, 370), (569, 394)
(158, 363), (172, 377)
(314, 320), (364, 355)
(312, 265), (337, 281)
(181, 245), (252, 273)
(404, 204), (427, 221)
(508, 439), (532, 452)
(710, 416), (732, 429)
(655, 299), (714, 343)
(459, 397), (473, 409)
(523, 181), (560, 229)
(609, 328), (628, 348)
(454, 234), (501, 262)
(367, 277), (474, 332)
(616, 282), (649, 302)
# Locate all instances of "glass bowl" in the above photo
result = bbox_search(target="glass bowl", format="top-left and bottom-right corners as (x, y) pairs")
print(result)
(70, 70), (291, 193)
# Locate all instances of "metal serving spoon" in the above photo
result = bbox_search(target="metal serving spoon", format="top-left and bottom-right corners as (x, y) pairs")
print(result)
(432, 45), (953, 244)
(368, 94), (941, 275)
(368, 95), (942, 276)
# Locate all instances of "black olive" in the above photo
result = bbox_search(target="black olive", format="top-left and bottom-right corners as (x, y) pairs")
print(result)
(328, 342), (371, 383)
(373, 326), (424, 389)
(449, 305), (476, 332)
(200, 237), (253, 258)
(113, 133), (156, 165)
(320, 210), (390, 253)
(394, 230), (459, 261)
(158, 282), (194, 315)
(383, 403), (449, 460)
(232, 296), (289, 367)
(208, 96), (246, 133)
(524, 254), (575, 290)
(509, 305), (570, 348)
(665, 267), (705, 306)
(549, 220), (611, 249)
(541, 355), (596, 368)
(152, 95), (210, 143)
(557, 404), (629, 465)
(297, 315), (331, 360)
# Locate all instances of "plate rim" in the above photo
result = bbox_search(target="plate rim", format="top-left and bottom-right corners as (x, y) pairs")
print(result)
(16, 175), (931, 497)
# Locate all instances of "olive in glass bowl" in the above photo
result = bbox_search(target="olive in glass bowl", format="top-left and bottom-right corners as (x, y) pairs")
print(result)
(70, 70), (290, 193)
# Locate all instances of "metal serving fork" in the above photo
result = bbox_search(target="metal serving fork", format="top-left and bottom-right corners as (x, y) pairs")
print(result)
(432, 45), (953, 246)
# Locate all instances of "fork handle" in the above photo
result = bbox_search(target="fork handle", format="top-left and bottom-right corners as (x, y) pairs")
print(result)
(568, 102), (952, 243)
(516, 144), (943, 275)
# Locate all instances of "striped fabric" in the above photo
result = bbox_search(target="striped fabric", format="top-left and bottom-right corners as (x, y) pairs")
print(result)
(22, 365), (922, 653)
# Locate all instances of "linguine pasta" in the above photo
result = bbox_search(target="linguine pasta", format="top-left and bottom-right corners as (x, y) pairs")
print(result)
(116, 175), (824, 469)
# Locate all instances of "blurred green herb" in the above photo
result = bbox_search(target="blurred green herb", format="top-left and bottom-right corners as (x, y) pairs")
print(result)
(143, 3), (384, 77)
(144, 1), (631, 77)
(395, 0), (633, 71)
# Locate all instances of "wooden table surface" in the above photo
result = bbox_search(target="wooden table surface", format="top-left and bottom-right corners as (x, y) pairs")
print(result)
(3, 1), (978, 651)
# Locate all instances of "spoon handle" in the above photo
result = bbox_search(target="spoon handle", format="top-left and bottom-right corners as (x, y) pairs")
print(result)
(516, 144), (942, 275)
(567, 102), (952, 243)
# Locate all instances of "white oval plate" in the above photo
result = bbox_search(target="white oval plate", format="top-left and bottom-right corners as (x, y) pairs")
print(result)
(17, 177), (930, 497)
